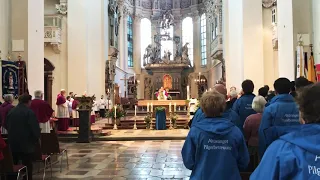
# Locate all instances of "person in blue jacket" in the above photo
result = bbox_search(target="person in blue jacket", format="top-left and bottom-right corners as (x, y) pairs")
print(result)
(232, 80), (256, 133)
(190, 84), (239, 127)
(182, 90), (249, 180)
(258, 78), (300, 158)
(251, 83), (320, 180)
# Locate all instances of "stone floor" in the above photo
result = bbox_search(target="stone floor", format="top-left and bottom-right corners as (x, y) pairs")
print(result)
(35, 140), (190, 180)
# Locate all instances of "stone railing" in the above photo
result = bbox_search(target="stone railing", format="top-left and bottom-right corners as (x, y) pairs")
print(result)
(44, 15), (62, 54)
(211, 35), (223, 59)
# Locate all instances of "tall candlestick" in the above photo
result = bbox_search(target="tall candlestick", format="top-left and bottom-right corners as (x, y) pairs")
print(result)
(169, 102), (172, 112)
(135, 105), (137, 116)
(134, 73), (136, 84)
(114, 105), (117, 119)
(151, 103), (153, 112)
(187, 85), (190, 100)
(174, 103), (176, 112)
(147, 103), (149, 112)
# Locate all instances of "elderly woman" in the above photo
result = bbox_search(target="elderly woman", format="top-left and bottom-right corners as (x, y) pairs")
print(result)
(0, 94), (14, 134)
(182, 90), (249, 180)
(251, 83), (320, 179)
(243, 96), (267, 150)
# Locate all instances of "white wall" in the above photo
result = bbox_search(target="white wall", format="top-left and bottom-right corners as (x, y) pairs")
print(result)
(263, 8), (275, 88)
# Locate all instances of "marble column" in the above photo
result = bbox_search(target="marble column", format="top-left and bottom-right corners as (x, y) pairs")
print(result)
(86, 0), (106, 97)
(133, 15), (142, 74)
(68, 0), (87, 93)
(0, 0), (10, 58)
(11, 0), (44, 95)
(191, 12), (200, 98)
(117, 6), (125, 68)
(277, 0), (295, 80)
(313, 0), (320, 64)
(225, 0), (264, 90)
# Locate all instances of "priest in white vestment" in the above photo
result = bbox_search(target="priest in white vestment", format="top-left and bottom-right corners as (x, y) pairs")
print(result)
(56, 89), (70, 131)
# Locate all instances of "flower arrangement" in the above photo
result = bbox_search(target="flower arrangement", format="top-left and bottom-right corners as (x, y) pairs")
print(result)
(155, 106), (166, 112)
(106, 105), (126, 119)
(170, 113), (178, 128)
(74, 94), (95, 110)
(144, 113), (152, 129)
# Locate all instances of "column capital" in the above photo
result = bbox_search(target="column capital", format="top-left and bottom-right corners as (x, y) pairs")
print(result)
(262, 0), (277, 8)
(55, 1), (67, 15)
(191, 11), (200, 21)
(134, 13), (144, 22)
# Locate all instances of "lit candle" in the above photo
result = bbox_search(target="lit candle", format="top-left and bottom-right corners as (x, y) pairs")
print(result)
(114, 105), (117, 119)
(151, 103), (153, 112)
(174, 103), (176, 112)
(147, 103), (149, 112)
(135, 105), (137, 116)
(134, 73), (136, 84)
(169, 102), (172, 112)
(187, 85), (190, 100)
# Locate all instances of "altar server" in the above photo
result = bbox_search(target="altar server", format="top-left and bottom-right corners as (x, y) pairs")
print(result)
(0, 94), (14, 134)
(56, 89), (69, 131)
(182, 90), (249, 180)
(30, 90), (54, 133)
(99, 95), (107, 118)
(251, 83), (320, 180)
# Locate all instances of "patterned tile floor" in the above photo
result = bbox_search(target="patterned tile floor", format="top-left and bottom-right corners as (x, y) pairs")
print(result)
(35, 140), (190, 180)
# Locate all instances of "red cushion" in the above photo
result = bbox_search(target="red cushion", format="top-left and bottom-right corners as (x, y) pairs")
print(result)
(13, 165), (26, 172)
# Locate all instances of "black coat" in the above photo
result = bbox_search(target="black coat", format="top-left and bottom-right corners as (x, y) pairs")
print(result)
(6, 104), (40, 153)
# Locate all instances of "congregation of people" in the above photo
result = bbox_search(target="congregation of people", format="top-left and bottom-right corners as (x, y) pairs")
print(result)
(183, 76), (320, 179)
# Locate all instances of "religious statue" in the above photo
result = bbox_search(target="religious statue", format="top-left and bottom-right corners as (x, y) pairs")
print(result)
(182, 43), (192, 66)
(8, 72), (14, 90)
(143, 44), (153, 65)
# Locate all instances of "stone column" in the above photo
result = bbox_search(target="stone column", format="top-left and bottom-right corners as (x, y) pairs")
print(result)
(313, 0), (320, 64)
(67, 0), (88, 93)
(117, 5), (125, 68)
(133, 15), (142, 74)
(225, 0), (264, 90)
(11, 0), (44, 95)
(191, 12), (200, 98)
(0, 0), (10, 58)
(223, 0), (230, 88)
(122, 15), (128, 71)
(277, 0), (295, 80)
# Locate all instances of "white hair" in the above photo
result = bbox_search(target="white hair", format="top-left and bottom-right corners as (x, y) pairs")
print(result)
(3, 94), (14, 102)
(252, 96), (267, 113)
(34, 90), (43, 98)
(229, 90), (238, 98)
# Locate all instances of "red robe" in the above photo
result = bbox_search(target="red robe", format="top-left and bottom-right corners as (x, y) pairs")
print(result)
(72, 100), (79, 110)
(30, 99), (54, 123)
(0, 131), (6, 160)
(56, 94), (66, 106)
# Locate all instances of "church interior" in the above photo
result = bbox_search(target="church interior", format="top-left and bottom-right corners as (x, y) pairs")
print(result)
(0, 0), (320, 179)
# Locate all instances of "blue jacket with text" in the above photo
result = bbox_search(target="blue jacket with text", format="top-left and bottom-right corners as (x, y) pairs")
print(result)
(182, 117), (249, 180)
(251, 124), (320, 180)
(258, 94), (300, 157)
(232, 94), (256, 133)
(191, 108), (240, 127)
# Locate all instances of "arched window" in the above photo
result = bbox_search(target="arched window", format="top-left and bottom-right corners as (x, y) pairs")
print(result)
(161, 26), (174, 59)
(140, 18), (152, 67)
(127, 16), (133, 67)
(182, 17), (193, 66)
(200, 13), (207, 66)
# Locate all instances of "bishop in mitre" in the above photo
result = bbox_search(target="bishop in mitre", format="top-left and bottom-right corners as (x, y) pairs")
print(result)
(156, 87), (168, 100)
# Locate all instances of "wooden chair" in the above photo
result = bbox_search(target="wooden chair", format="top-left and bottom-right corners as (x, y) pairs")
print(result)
(40, 132), (68, 172)
(34, 142), (52, 180)
(0, 146), (28, 180)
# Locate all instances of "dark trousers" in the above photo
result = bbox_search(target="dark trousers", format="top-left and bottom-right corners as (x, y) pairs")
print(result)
(12, 152), (33, 180)
(99, 109), (106, 118)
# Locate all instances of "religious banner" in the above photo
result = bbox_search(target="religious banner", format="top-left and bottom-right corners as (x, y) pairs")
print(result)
(2, 60), (19, 98)
(296, 45), (306, 78)
(315, 64), (320, 82)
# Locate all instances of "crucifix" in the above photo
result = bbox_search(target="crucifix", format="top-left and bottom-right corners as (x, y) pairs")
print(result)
(120, 75), (130, 98)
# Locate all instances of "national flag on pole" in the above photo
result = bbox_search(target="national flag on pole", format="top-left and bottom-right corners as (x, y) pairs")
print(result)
(307, 53), (316, 82)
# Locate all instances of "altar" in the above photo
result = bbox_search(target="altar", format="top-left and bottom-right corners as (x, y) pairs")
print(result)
(138, 100), (188, 116)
